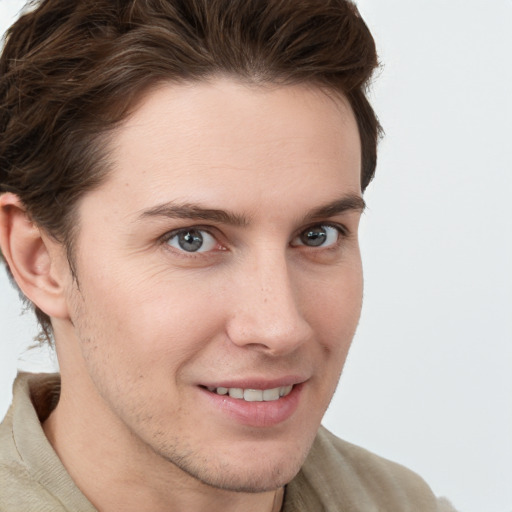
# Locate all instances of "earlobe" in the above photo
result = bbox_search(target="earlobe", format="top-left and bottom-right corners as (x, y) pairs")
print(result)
(0, 193), (69, 319)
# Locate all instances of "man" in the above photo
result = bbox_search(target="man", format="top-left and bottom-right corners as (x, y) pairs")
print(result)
(0, 0), (455, 510)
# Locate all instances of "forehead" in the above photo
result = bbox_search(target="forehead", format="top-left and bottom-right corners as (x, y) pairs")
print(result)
(91, 79), (362, 218)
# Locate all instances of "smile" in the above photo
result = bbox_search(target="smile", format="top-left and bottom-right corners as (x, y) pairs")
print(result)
(206, 385), (294, 402)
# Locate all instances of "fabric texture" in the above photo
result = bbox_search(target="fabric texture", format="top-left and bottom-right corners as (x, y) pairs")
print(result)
(0, 373), (456, 511)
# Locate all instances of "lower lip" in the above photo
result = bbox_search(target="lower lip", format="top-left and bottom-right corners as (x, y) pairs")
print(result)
(199, 384), (303, 428)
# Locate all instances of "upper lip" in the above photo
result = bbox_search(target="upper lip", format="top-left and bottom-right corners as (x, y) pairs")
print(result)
(200, 376), (307, 390)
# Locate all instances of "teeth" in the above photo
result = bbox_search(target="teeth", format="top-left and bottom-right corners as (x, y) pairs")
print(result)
(244, 389), (263, 402)
(262, 388), (280, 401)
(228, 388), (244, 399)
(280, 385), (293, 397)
(208, 385), (294, 402)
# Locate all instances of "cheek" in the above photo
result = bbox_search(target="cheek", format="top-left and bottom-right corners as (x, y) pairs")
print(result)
(302, 260), (363, 343)
(73, 262), (224, 366)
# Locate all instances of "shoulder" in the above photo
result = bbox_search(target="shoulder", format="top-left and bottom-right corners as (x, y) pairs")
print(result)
(315, 426), (434, 493)
(0, 389), (56, 511)
(0, 373), (84, 512)
(285, 426), (455, 512)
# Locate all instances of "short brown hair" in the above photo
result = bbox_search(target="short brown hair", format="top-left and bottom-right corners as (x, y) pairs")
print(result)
(0, 0), (381, 342)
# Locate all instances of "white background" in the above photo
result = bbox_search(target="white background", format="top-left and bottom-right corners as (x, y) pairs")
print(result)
(1, 1), (511, 511)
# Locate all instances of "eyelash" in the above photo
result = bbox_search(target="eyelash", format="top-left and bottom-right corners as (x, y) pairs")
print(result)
(160, 225), (225, 258)
(291, 223), (349, 249)
(160, 222), (349, 256)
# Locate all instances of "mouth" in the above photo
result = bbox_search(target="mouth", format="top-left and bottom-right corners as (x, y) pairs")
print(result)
(199, 381), (303, 427)
(204, 385), (294, 402)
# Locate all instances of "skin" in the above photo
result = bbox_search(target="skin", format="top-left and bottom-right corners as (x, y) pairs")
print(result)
(2, 79), (364, 512)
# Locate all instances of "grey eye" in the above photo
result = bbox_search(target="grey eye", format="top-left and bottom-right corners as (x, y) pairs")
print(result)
(292, 225), (340, 248)
(167, 229), (216, 253)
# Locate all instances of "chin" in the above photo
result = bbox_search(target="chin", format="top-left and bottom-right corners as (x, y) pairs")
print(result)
(161, 439), (310, 493)
(186, 460), (303, 493)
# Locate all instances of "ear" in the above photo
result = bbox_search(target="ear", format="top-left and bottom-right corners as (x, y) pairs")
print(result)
(0, 193), (70, 319)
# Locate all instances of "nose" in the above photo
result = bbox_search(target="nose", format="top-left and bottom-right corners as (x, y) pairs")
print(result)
(225, 250), (313, 356)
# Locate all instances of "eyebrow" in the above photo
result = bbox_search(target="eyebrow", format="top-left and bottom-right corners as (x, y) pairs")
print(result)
(139, 202), (249, 227)
(138, 194), (365, 227)
(304, 194), (366, 221)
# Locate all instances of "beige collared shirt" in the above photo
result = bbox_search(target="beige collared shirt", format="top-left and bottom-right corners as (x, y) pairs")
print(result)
(0, 373), (455, 511)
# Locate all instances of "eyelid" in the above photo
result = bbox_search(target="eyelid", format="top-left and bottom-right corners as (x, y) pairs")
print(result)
(289, 223), (349, 251)
(158, 221), (350, 254)
(160, 224), (218, 241)
(160, 225), (226, 254)
(325, 222), (349, 236)
(292, 222), (349, 241)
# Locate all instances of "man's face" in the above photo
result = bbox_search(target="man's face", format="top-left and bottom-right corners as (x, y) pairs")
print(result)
(57, 79), (364, 492)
